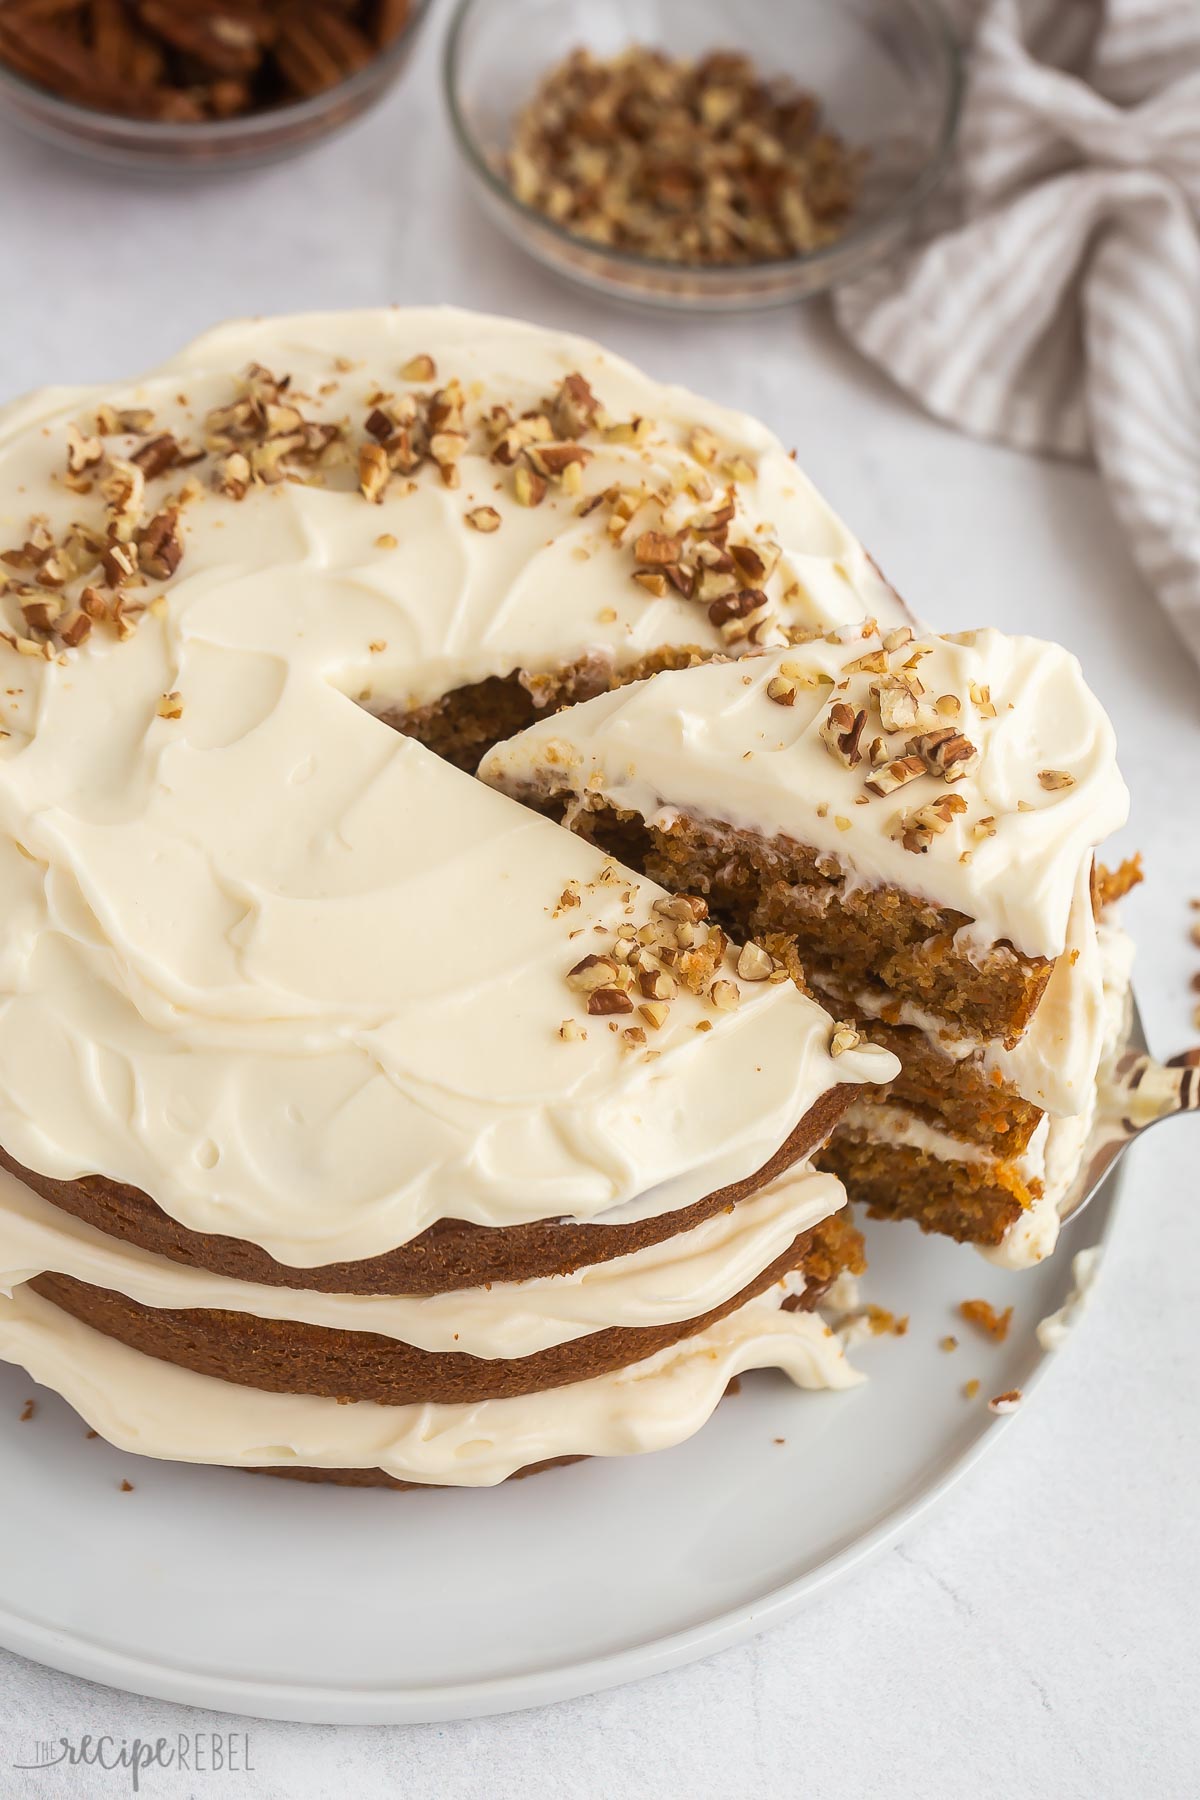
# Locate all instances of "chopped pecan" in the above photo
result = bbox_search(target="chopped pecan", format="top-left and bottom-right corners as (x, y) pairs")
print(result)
(633, 530), (682, 566)
(907, 728), (980, 783)
(864, 754), (926, 797)
(566, 953), (620, 993)
(359, 442), (390, 503)
(131, 433), (192, 479)
(736, 942), (775, 981)
(513, 464), (548, 508)
(66, 422), (104, 476)
(874, 672), (925, 734)
(524, 442), (591, 481)
(892, 793), (968, 853)
(548, 372), (599, 439)
(136, 508), (183, 581)
(587, 987), (634, 1016)
(818, 701), (867, 767)
(400, 353), (436, 382)
(502, 45), (861, 267)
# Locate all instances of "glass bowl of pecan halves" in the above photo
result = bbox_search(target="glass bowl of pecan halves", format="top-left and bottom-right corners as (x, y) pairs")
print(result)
(445, 0), (961, 311)
(0, 0), (430, 171)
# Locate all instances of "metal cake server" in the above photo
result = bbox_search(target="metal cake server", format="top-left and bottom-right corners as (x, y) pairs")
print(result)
(1058, 994), (1200, 1226)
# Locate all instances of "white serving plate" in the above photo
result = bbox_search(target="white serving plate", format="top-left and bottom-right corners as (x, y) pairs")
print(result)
(0, 1161), (1122, 1725)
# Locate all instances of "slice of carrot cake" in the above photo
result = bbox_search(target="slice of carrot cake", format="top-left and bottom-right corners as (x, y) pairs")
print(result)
(480, 625), (1134, 1266)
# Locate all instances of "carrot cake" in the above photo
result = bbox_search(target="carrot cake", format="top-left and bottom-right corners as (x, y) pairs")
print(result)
(481, 629), (1135, 1266)
(0, 307), (912, 1488)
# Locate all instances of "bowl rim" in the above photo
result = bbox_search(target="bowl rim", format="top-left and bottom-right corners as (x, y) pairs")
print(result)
(0, 0), (431, 144)
(443, 0), (963, 285)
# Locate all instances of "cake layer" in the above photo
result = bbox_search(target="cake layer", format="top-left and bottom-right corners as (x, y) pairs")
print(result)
(391, 647), (707, 772)
(28, 1204), (861, 1406)
(530, 796), (1050, 1045)
(820, 914), (1134, 1261)
(812, 856), (1117, 1118)
(0, 1282), (860, 1487)
(0, 1084), (855, 1295)
(0, 312), (903, 1266)
(818, 1133), (1027, 1247)
(479, 639), (1132, 1264)
(809, 997), (1043, 1155)
(0, 1161), (849, 1358)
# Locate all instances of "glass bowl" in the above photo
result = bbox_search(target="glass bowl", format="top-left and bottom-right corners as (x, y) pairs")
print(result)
(0, 0), (431, 175)
(445, 0), (961, 312)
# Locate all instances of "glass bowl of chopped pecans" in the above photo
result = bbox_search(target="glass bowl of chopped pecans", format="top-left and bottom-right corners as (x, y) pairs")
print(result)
(0, 0), (430, 172)
(445, 0), (961, 310)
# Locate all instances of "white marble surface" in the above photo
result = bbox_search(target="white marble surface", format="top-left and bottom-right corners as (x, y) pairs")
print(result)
(0, 9), (1198, 1796)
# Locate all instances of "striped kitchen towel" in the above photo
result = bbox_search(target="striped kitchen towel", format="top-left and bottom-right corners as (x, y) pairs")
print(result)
(834, 0), (1200, 666)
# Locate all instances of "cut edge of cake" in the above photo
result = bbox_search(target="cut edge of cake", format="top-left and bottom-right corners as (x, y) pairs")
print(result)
(479, 625), (1135, 1266)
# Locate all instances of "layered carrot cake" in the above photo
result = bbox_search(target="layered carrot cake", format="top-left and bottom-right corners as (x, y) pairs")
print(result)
(0, 307), (909, 1488)
(0, 308), (1134, 1488)
(481, 630), (1135, 1267)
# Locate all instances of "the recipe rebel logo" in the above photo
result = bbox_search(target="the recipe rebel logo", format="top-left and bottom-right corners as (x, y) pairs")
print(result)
(12, 1732), (255, 1792)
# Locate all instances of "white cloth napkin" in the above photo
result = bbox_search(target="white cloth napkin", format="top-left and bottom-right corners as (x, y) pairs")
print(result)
(834, 0), (1200, 666)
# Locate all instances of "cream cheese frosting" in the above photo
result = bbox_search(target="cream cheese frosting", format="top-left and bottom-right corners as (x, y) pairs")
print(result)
(0, 1160), (845, 1359)
(0, 1280), (859, 1486)
(0, 308), (902, 1266)
(479, 629), (1129, 962)
(987, 921), (1134, 1270)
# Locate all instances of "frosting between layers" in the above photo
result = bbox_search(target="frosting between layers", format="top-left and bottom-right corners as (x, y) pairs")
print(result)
(836, 1099), (1029, 1173)
(0, 309), (900, 1265)
(0, 1281), (860, 1486)
(480, 632), (1128, 962)
(0, 1162), (846, 1359)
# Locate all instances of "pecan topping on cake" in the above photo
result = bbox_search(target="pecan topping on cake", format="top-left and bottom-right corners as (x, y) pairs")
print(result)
(908, 728), (980, 783)
(893, 794), (968, 854)
(864, 754), (926, 797)
(818, 701), (866, 767)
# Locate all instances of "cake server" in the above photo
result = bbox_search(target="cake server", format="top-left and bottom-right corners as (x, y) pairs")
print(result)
(1059, 995), (1199, 1225)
